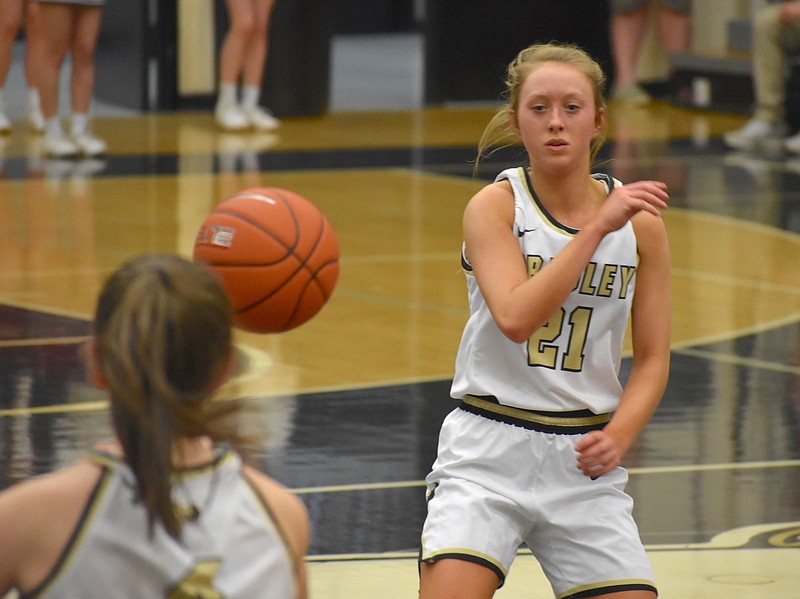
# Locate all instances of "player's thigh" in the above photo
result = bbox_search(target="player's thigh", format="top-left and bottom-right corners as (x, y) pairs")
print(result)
(419, 558), (499, 599)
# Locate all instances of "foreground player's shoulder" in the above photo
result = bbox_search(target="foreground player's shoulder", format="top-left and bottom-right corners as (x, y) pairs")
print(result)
(0, 459), (103, 526)
(241, 465), (310, 555)
(0, 460), (104, 592)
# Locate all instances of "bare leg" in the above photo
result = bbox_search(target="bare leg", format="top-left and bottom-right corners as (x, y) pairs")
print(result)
(68, 5), (102, 115)
(655, 7), (691, 54)
(610, 5), (650, 89)
(24, 1), (42, 89)
(418, 559), (499, 599)
(241, 0), (275, 88)
(37, 4), (83, 156)
(0, 0), (24, 131)
(24, 1), (45, 131)
(218, 0), (258, 87)
(36, 3), (73, 121)
(0, 0), (23, 88)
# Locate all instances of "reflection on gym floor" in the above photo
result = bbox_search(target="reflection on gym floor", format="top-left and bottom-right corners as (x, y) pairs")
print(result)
(0, 98), (798, 598)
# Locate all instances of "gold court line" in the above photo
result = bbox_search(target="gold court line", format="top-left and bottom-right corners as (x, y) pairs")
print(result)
(672, 347), (800, 376)
(0, 336), (89, 349)
(0, 401), (109, 417)
(291, 460), (800, 495)
(306, 519), (800, 562)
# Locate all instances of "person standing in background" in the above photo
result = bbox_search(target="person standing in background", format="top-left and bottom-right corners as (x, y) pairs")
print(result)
(0, 0), (45, 133)
(609, 0), (692, 105)
(37, 0), (106, 157)
(216, 0), (280, 131)
(723, 1), (800, 153)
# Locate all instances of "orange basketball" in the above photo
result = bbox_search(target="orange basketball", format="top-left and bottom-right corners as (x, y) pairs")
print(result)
(193, 188), (339, 333)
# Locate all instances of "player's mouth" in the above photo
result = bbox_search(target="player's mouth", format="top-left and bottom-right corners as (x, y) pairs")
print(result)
(546, 138), (568, 150)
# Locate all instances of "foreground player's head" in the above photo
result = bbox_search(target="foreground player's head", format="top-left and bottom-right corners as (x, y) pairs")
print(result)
(91, 253), (236, 536)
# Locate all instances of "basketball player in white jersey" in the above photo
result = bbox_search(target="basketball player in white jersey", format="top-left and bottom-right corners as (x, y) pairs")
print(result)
(0, 254), (309, 598)
(419, 43), (671, 599)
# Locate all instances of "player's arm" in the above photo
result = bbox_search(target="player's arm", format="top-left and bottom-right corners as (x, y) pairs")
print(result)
(242, 465), (310, 599)
(465, 181), (598, 343)
(0, 462), (100, 594)
(0, 481), (28, 594)
(577, 210), (671, 477)
(467, 179), (668, 343)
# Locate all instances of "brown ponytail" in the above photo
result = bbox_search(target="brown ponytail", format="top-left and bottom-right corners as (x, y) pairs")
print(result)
(93, 254), (239, 539)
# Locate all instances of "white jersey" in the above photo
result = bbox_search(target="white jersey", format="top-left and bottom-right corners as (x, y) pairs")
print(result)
(23, 449), (298, 599)
(451, 167), (637, 414)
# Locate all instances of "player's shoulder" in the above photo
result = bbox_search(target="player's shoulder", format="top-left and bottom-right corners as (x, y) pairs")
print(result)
(465, 179), (515, 217)
(0, 460), (103, 571)
(631, 207), (667, 238)
(241, 465), (310, 552)
(0, 459), (102, 510)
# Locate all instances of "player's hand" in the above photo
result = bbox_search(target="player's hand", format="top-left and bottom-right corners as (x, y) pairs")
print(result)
(594, 180), (668, 235)
(575, 430), (621, 478)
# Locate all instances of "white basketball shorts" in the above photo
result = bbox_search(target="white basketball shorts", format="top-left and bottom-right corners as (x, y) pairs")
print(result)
(420, 407), (656, 598)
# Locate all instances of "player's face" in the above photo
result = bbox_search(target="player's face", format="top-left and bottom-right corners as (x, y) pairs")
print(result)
(511, 62), (603, 170)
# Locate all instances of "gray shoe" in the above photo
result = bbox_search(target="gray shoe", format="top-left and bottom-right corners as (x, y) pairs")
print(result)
(784, 130), (800, 154)
(723, 119), (786, 150)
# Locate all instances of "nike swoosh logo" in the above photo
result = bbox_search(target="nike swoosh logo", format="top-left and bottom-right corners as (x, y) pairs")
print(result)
(517, 228), (537, 237)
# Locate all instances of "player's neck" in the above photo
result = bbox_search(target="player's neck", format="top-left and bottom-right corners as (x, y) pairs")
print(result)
(172, 435), (217, 468)
(528, 167), (600, 224)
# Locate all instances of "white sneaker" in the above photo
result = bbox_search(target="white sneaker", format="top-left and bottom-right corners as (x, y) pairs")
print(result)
(28, 107), (45, 133)
(784, 130), (800, 154)
(611, 83), (652, 106)
(73, 132), (107, 156)
(215, 102), (250, 131)
(246, 106), (280, 131)
(72, 157), (106, 177)
(43, 158), (75, 179)
(0, 110), (10, 133)
(723, 119), (786, 150)
(43, 131), (79, 157)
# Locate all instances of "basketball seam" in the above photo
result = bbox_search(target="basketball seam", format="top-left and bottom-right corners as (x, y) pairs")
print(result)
(237, 213), (337, 330)
(210, 206), (300, 265)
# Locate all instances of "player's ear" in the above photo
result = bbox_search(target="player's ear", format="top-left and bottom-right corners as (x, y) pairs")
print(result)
(593, 106), (606, 139)
(84, 339), (109, 389)
(507, 109), (521, 137)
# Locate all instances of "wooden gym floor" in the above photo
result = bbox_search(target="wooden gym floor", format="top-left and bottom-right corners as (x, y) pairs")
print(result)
(0, 96), (799, 598)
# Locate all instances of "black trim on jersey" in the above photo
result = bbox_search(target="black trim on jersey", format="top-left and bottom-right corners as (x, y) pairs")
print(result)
(461, 249), (472, 273)
(564, 582), (657, 598)
(591, 172), (616, 197)
(419, 552), (506, 588)
(20, 465), (112, 599)
(241, 463), (301, 576)
(522, 169), (616, 236)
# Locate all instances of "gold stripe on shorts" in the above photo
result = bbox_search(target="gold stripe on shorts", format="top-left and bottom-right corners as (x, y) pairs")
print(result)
(460, 395), (611, 434)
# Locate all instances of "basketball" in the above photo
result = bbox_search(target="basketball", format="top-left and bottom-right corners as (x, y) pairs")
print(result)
(193, 187), (340, 333)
